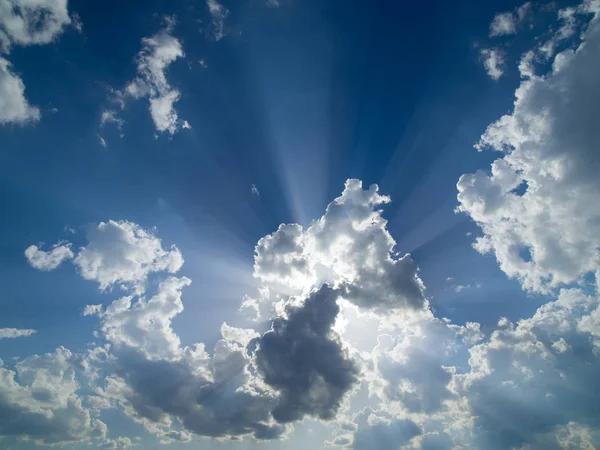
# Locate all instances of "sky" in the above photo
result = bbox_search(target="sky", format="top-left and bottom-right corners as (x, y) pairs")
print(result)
(0, 0), (600, 449)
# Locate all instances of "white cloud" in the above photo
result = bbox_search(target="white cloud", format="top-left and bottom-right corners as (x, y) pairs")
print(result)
(122, 23), (185, 135)
(0, 0), (71, 48)
(480, 48), (505, 80)
(205, 0), (229, 41)
(74, 220), (183, 294)
(458, 7), (600, 293)
(100, 109), (124, 131)
(0, 328), (36, 339)
(253, 179), (427, 315)
(97, 134), (107, 148)
(251, 183), (260, 196)
(489, 12), (517, 37)
(0, 347), (106, 446)
(0, 56), (39, 124)
(489, 2), (532, 37)
(0, 0), (73, 125)
(25, 242), (73, 271)
(453, 288), (600, 449)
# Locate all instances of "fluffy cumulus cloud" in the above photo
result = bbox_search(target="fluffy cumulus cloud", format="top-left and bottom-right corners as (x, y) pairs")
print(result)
(253, 179), (427, 315)
(454, 288), (600, 449)
(0, 347), (106, 446)
(24, 241), (74, 270)
(0, 0), (74, 125)
(73, 220), (183, 293)
(0, 328), (36, 339)
(0, 0), (71, 48)
(459, 2), (600, 293)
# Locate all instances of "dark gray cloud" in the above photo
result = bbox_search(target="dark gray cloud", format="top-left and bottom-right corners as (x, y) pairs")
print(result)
(252, 284), (360, 423)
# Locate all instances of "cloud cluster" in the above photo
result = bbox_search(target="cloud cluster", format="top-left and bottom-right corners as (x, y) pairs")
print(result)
(459, 3), (600, 293)
(0, 347), (106, 446)
(13, 5), (600, 447)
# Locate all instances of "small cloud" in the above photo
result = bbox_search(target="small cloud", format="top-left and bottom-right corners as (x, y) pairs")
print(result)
(446, 277), (454, 282)
(199, 58), (208, 68)
(82, 304), (103, 317)
(251, 184), (260, 197)
(100, 109), (124, 131)
(480, 48), (505, 80)
(490, 12), (517, 36)
(71, 12), (83, 33)
(182, 120), (192, 129)
(266, 0), (280, 6)
(25, 242), (74, 271)
(0, 328), (37, 339)
(466, 231), (472, 236)
(205, 0), (229, 41)
(97, 134), (107, 148)
(489, 2), (532, 37)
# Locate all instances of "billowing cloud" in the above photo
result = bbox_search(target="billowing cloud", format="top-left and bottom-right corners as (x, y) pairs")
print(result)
(458, 4), (600, 293)
(453, 288), (600, 449)
(0, 328), (36, 339)
(253, 179), (427, 315)
(24, 242), (74, 271)
(330, 408), (422, 449)
(123, 22), (185, 135)
(73, 220), (183, 293)
(0, 347), (106, 446)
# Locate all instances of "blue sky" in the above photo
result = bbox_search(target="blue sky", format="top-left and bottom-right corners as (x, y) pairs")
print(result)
(1, 0), (600, 449)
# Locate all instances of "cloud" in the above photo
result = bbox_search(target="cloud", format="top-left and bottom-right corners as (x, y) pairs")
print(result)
(0, 328), (36, 339)
(252, 285), (359, 423)
(251, 183), (260, 196)
(489, 12), (517, 37)
(97, 134), (107, 148)
(0, 347), (106, 446)
(489, 2), (532, 37)
(0, 56), (40, 124)
(479, 48), (505, 80)
(73, 220), (183, 293)
(25, 242), (74, 271)
(331, 408), (421, 449)
(458, 5), (600, 293)
(0, 0), (73, 125)
(205, 0), (229, 41)
(253, 179), (427, 315)
(123, 22), (185, 134)
(100, 109), (124, 133)
(453, 288), (600, 449)
(0, 0), (71, 48)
